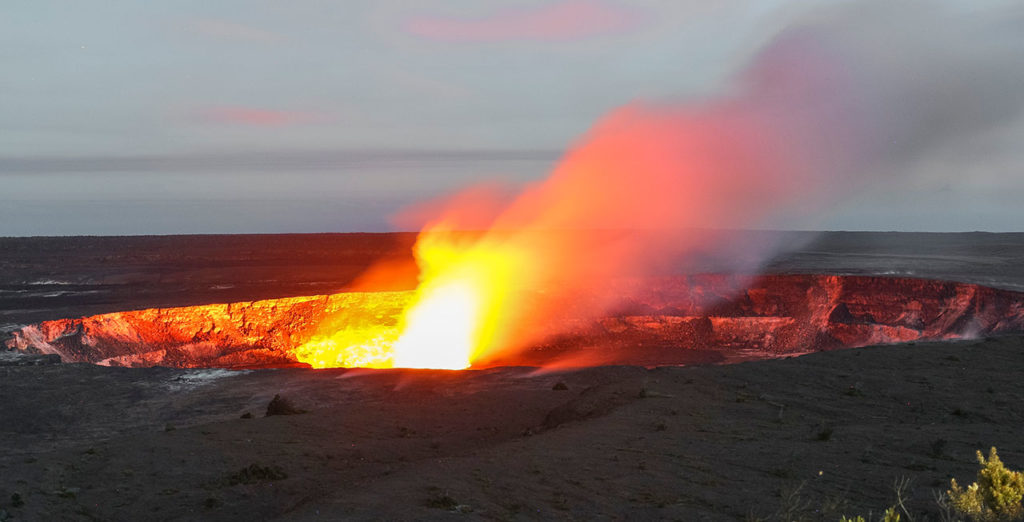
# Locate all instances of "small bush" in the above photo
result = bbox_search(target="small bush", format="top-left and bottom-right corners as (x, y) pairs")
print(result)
(949, 447), (1024, 521)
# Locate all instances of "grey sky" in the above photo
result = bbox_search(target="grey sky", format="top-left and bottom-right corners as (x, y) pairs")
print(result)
(2, 0), (1023, 235)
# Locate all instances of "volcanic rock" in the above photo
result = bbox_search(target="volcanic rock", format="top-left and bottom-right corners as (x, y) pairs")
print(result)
(265, 394), (306, 416)
(0, 350), (60, 366)
(224, 464), (287, 485)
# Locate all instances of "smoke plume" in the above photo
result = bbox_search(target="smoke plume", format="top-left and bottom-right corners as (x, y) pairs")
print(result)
(390, 2), (1024, 366)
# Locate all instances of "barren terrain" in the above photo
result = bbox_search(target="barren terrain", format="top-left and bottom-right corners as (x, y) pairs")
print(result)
(1, 337), (1021, 520)
(1, 232), (1023, 520)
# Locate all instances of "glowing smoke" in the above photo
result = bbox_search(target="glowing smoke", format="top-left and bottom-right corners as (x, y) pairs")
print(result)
(356, 2), (1024, 367)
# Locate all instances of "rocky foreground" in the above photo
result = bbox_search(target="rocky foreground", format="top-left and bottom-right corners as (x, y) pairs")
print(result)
(0, 335), (1021, 520)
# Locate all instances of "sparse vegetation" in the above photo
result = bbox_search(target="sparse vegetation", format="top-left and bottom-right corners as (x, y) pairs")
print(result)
(773, 481), (812, 521)
(749, 451), (1024, 522)
(839, 477), (912, 522)
(948, 447), (1024, 521)
(749, 476), (915, 521)
(839, 506), (901, 522)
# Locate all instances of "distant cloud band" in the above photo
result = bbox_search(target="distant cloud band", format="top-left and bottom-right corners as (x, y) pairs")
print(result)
(405, 1), (643, 42)
(200, 106), (321, 126)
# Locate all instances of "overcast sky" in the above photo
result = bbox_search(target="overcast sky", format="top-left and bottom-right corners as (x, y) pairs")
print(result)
(2, 0), (1023, 235)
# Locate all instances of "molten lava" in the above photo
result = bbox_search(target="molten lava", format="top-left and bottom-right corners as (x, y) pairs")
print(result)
(293, 328), (399, 369)
(290, 292), (409, 369)
(293, 230), (527, 369)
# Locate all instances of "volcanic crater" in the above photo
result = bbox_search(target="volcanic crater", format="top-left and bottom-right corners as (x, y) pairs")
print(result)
(8, 274), (1024, 369)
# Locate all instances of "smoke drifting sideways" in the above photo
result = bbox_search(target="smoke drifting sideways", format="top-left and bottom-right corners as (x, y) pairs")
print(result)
(381, 2), (1024, 366)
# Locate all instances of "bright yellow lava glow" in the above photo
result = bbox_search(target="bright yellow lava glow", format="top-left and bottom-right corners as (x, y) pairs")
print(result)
(293, 234), (525, 370)
(293, 328), (400, 369)
(391, 278), (479, 369)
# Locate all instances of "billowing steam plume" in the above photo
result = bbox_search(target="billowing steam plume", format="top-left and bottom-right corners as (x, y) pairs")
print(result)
(311, 2), (1024, 369)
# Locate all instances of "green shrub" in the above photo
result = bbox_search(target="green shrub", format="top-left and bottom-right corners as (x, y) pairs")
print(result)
(949, 447), (1024, 521)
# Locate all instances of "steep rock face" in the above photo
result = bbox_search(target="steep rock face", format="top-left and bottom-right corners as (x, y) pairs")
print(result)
(6, 275), (1024, 368)
(6, 292), (410, 368)
(591, 275), (1024, 354)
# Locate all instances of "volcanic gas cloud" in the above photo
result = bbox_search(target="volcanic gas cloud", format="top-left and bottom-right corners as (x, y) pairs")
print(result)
(294, 3), (1024, 370)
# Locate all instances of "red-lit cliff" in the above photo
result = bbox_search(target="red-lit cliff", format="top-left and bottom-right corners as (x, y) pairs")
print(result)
(6, 275), (1024, 368)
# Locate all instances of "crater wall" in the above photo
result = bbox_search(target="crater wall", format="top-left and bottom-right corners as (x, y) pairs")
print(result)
(7, 275), (1024, 368)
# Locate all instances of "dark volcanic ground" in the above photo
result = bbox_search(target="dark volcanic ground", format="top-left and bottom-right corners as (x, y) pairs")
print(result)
(1, 231), (1024, 520)
(2, 338), (1022, 520)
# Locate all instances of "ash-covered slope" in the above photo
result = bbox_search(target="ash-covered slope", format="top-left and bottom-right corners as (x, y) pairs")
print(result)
(7, 275), (1024, 368)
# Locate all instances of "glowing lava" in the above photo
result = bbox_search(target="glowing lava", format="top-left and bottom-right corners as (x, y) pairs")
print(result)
(293, 328), (399, 369)
(293, 231), (527, 369)
(390, 278), (479, 369)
